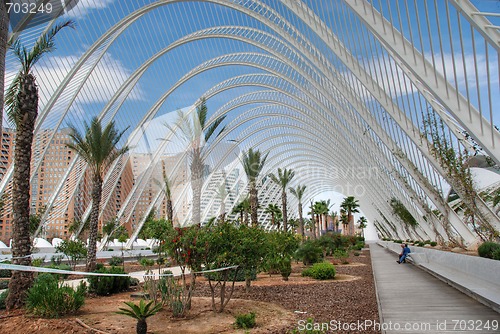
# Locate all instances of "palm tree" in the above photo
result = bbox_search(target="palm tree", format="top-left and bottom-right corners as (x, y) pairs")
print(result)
(116, 300), (162, 334)
(264, 203), (282, 230)
(308, 201), (317, 239)
(67, 117), (129, 272)
(167, 98), (226, 226)
(232, 200), (246, 225)
(0, 1), (9, 139)
(330, 210), (338, 232)
(268, 168), (295, 232)
(4, 20), (74, 310)
(290, 185), (306, 238)
(313, 201), (329, 237)
(216, 175), (229, 224)
(340, 196), (360, 235)
(154, 168), (174, 224)
(241, 148), (268, 227)
(340, 209), (349, 234)
(357, 216), (368, 238)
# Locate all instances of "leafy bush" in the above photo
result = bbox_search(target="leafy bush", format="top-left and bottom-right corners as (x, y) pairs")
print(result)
(478, 242), (500, 259)
(0, 280), (9, 290)
(430, 241), (437, 247)
(234, 312), (256, 329)
(45, 263), (72, 279)
(55, 239), (87, 270)
(302, 262), (336, 280)
(393, 239), (403, 244)
(25, 273), (86, 318)
(88, 266), (130, 296)
(353, 251), (360, 256)
(333, 249), (349, 264)
(139, 258), (155, 268)
(0, 261), (11, 278)
(0, 290), (7, 310)
(295, 241), (323, 265)
(32, 257), (45, 267)
(109, 256), (124, 266)
(492, 248), (500, 261)
(204, 267), (257, 282)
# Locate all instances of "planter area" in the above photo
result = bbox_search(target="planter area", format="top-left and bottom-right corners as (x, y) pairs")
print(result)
(0, 250), (379, 334)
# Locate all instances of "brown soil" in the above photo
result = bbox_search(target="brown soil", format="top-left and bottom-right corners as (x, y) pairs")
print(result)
(0, 249), (379, 333)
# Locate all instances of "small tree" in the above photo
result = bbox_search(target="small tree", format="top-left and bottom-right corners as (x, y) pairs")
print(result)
(116, 300), (162, 334)
(55, 239), (87, 270)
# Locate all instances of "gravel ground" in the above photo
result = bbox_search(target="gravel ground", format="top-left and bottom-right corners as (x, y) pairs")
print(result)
(195, 249), (380, 334)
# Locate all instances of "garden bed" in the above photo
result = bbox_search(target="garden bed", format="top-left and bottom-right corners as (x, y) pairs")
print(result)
(0, 249), (379, 333)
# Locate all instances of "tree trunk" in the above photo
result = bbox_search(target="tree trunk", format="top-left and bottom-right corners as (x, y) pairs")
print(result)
(310, 210), (316, 240)
(298, 202), (304, 238)
(282, 191), (288, 232)
(250, 182), (258, 227)
(191, 151), (203, 226)
(166, 199), (173, 224)
(86, 174), (103, 272)
(0, 0), (9, 140)
(245, 276), (251, 293)
(219, 201), (225, 224)
(136, 319), (147, 334)
(6, 73), (38, 310)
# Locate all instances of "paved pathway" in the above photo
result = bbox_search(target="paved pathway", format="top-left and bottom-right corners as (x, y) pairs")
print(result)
(370, 243), (500, 334)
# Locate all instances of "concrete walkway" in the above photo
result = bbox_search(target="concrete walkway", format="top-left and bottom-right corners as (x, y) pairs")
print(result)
(370, 244), (500, 334)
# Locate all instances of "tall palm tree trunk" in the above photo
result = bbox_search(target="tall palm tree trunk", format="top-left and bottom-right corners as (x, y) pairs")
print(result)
(166, 199), (173, 224)
(250, 182), (258, 227)
(298, 203), (304, 238)
(191, 154), (203, 226)
(0, 1), (8, 139)
(281, 192), (288, 232)
(6, 73), (38, 309)
(87, 174), (103, 272)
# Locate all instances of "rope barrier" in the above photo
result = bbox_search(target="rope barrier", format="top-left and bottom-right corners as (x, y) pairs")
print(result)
(0, 262), (239, 278)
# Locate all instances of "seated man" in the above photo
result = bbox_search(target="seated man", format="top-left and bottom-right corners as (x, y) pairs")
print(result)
(397, 243), (411, 264)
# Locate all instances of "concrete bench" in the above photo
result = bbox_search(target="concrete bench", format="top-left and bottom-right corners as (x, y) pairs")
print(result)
(377, 241), (500, 313)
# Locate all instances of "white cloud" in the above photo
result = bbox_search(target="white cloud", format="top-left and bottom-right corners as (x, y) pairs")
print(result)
(64, 0), (115, 18)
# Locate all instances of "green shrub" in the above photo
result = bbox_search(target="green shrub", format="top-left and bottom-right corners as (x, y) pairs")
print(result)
(88, 266), (130, 296)
(55, 239), (87, 270)
(109, 256), (124, 266)
(353, 251), (360, 256)
(0, 290), (7, 310)
(430, 241), (437, 247)
(279, 257), (292, 280)
(139, 258), (155, 268)
(25, 273), (86, 318)
(492, 248), (500, 261)
(393, 239), (403, 244)
(45, 263), (72, 279)
(234, 312), (256, 329)
(478, 242), (500, 259)
(333, 249), (349, 264)
(302, 262), (335, 280)
(0, 261), (11, 278)
(295, 241), (323, 265)
(205, 267), (256, 282)
(32, 257), (45, 267)
(0, 280), (9, 290)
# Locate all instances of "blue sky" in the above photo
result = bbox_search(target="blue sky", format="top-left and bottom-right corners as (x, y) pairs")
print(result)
(4, 0), (499, 234)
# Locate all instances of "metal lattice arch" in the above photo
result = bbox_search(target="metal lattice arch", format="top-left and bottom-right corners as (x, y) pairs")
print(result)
(1, 0), (499, 249)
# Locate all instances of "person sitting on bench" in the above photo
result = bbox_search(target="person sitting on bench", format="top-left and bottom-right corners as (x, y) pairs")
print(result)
(397, 243), (411, 264)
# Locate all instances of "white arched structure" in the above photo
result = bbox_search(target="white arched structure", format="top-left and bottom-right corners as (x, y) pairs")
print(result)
(1, 0), (499, 249)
